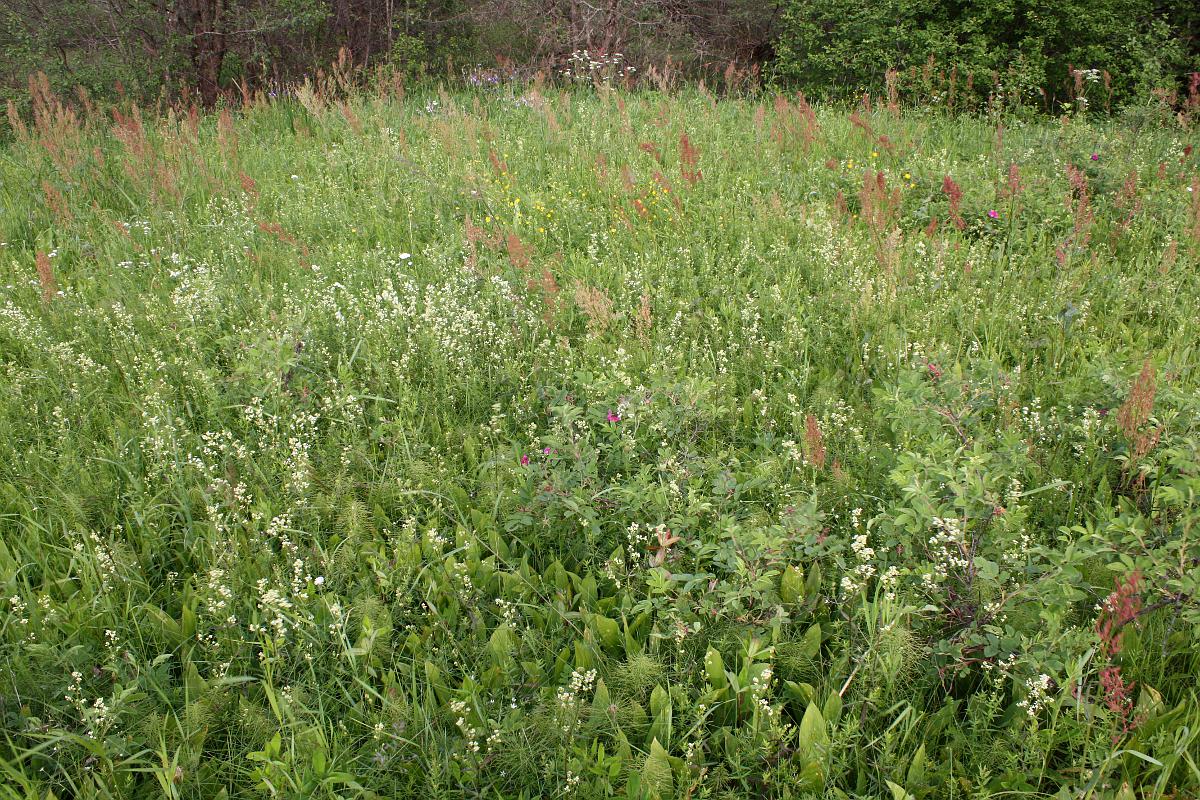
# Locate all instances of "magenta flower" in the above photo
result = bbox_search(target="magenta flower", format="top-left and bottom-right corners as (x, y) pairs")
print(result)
(606, 410), (620, 422)
(987, 209), (999, 219)
(1090, 153), (1100, 161)
(542, 447), (552, 454)
(520, 454), (530, 466)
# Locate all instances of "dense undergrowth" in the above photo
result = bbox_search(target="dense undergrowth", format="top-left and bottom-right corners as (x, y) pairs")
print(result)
(1, 82), (1200, 798)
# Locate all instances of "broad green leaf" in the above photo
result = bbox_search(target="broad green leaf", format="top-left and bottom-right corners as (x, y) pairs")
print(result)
(641, 738), (674, 798)
(704, 648), (728, 689)
(798, 701), (829, 758)
(781, 563), (806, 604)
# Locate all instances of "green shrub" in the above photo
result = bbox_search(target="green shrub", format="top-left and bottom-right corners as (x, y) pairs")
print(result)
(772, 0), (1200, 109)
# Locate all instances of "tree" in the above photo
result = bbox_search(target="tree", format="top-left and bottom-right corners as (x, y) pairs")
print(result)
(177, 0), (227, 106)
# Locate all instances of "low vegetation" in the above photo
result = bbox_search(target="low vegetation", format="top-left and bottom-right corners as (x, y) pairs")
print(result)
(1, 81), (1199, 798)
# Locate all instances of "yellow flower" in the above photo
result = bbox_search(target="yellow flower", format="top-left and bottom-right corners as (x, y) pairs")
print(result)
(871, 151), (879, 158)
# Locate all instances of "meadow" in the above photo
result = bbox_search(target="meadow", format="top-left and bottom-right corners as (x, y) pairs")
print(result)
(1, 77), (1200, 799)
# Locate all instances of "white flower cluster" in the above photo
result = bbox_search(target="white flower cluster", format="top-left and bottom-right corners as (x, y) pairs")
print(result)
(1017, 673), (1053, 718)
(924, 516), (969, 585)
(9, 594), (28, 626)
(68, 530), (121, 593)
(624, 522), (662, 569)
(840, 512), (877, 597)
(249, 577), (294, 642)
(556, 668), (597, 709)
(1074, 406), (1105, 456)
(560, 50), (636, 84)
(64, 670), (115, 740)
(448, 699), (482, 755)
(749, 664), (776, 720)
(879, 565), (901, 603)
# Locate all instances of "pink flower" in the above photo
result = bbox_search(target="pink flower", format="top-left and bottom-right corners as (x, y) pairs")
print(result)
(987, 209), (999, 219)
(520, 454), (530, 466)
(542, 447), (552, 454)
(606, 410), (620, 422)
(1090, 153), (1100, 161)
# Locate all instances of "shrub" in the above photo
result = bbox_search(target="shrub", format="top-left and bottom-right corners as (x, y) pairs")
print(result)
(772, 0), (1200, 109)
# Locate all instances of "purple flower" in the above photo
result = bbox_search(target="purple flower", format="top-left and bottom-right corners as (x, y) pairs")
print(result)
(606, 410), (620, 422)
(542, 447), (552, 454)
(520, 454), (530, 466)
(1090, 153), (1100, 161)
(987, 209), (999, 219)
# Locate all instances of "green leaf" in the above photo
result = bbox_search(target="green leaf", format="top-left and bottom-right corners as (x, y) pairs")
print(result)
(823, 690), (842, 723)
(425, 661), (449, 704)
(805, 561), (823, 598)
(784, 680), (815, 707)
(589, 614), (621, 650)
(579, 573), (598, 606)
(974, 556), (999, 581)
(798, 702), (829, 759)
(781, 563), (806, 604)
(907, 742), (927, 788)
(801, 622), (822, 659)
(592, 678), (613, 719)
(704, 648), (728, 689)
(143, 605), (182, 644)
(574, 639), (595, 670)
(641, 738), (674, 798)
(184, 658), (207, 697)
(650, 685), (671, 717)
(487, 623), (514, 666)
(181, 606), (197, 640)
(794, 758), (826, 791)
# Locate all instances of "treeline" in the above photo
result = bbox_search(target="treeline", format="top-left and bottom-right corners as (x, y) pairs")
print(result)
(0, 1), (776, 109)
(1, 0), (1198, 112)
(775, 0), (1200, 112)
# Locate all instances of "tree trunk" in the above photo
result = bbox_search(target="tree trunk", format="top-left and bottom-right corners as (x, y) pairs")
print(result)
(186, 0), (226, 107)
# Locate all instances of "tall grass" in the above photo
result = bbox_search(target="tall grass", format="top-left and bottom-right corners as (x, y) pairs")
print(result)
(1, 80), (1199, 799)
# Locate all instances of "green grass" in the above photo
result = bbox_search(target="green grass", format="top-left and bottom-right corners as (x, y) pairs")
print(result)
(1, 85), (1200, 799)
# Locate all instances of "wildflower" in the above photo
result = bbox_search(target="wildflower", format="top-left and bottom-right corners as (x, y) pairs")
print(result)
(542, 447), (552, 454)
(1090, 153), (1100, 162)
(520, 454), (530, 466)
(1017, 673), (1053, 718)
(399, 252), (412, 260)
(987, 209), (999, 219)
(606, 410), (620, 422)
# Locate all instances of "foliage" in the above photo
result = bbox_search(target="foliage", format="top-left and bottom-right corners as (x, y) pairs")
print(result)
(0, 0), (777, 112)
(1, 82), (1200, 798)
(772, 0), (1200, 110)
